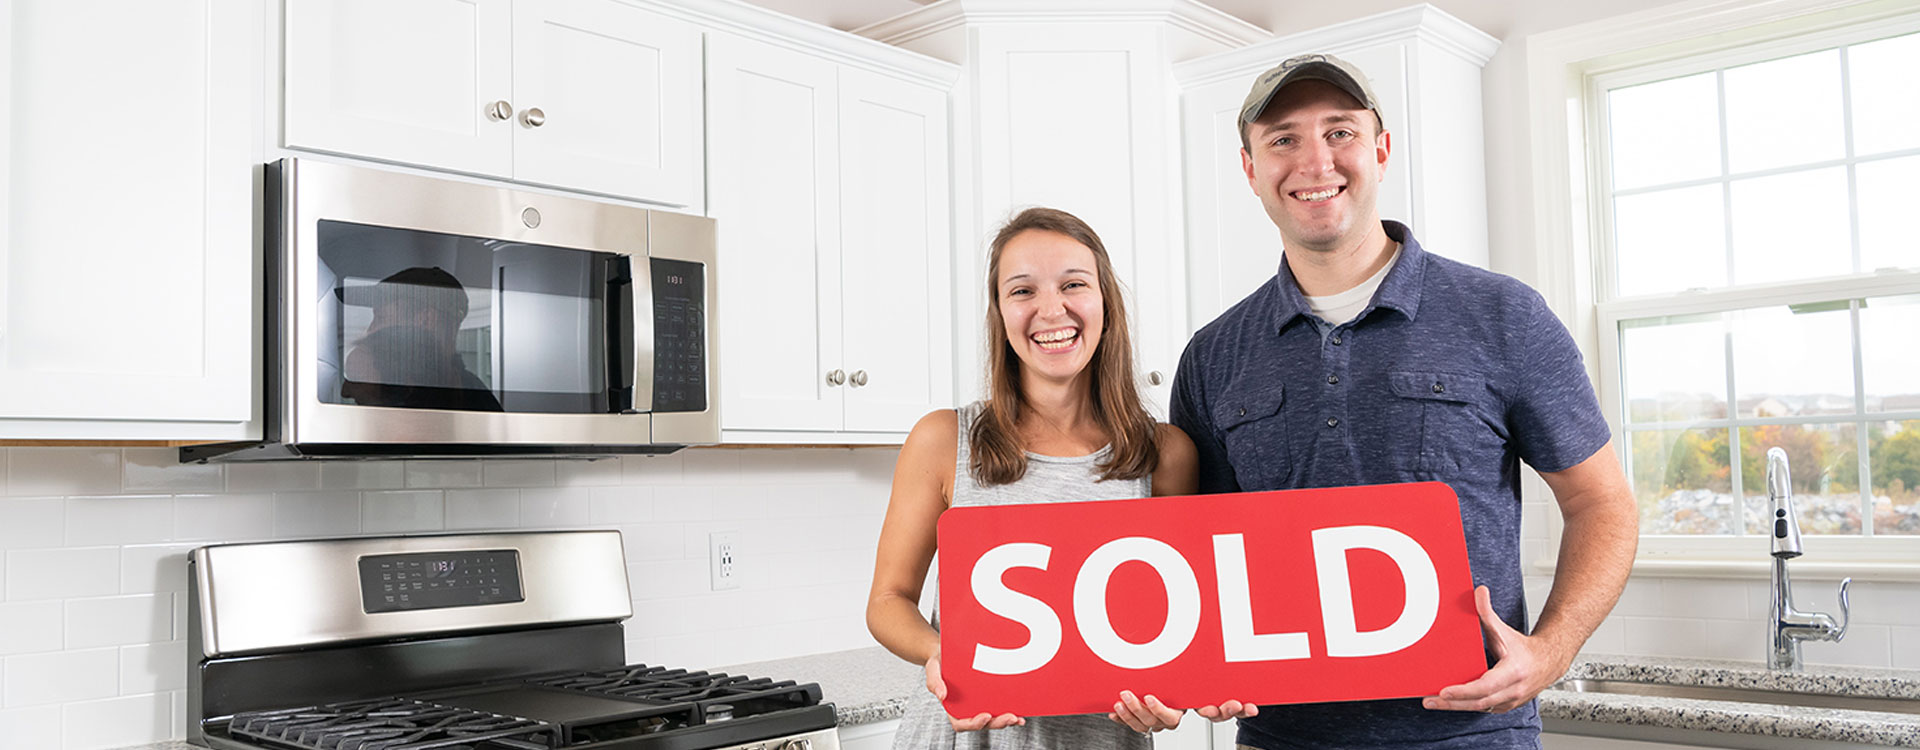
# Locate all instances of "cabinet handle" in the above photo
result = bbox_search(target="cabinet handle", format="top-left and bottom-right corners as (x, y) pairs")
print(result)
(1147, 370), (1164, 386)
(485, 100), (513, 121)
(850, 370), (868, 387)
(521, 107), (546, 128)
(826, 369), (846, 386)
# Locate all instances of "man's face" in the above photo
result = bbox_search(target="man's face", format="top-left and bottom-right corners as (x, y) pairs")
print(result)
(1240, 79), (1391, 254)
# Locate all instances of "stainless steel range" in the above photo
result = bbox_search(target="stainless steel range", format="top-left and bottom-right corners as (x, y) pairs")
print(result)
(186, 531), (837, 750)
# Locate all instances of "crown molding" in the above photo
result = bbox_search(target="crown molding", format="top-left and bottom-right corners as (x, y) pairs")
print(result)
(853, 0), (1272, 50)
(617, 0), (960, 87)
(1174, 4), (1499, 87)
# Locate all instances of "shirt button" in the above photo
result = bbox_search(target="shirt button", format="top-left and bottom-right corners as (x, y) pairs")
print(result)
(1327, 374), (1339, 385)
(1331, 335), (1343, 345)
(1326, 417), (1339, 428)
(1432, 383), (1445, 394)
(1238, 407), (1246, 417)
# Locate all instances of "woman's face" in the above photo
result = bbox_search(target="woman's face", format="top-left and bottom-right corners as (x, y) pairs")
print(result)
(996, 229), (1105, 387)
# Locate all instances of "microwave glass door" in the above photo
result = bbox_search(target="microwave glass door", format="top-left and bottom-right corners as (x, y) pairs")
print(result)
(315, 220), (613, 414)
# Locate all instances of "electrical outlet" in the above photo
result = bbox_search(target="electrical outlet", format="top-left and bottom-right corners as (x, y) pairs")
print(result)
(709, 532), (740, 590)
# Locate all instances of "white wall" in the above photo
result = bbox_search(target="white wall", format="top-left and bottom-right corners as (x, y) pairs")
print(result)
(0, 447), (898, 749)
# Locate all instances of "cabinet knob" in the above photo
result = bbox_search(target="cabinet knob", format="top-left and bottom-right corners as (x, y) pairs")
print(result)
(521, 107), (546, 128)
(780, 740), (812, 750)
(850, 370), (868, 387)
(826, 369), (846, 386)
(485, 100), (512, 121)
(1147, 370), (1164, 386)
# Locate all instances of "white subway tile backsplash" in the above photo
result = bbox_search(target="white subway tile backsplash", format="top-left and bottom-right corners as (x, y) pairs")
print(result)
(122, 449), (223, 493)
(0, 497), (64, 550)
(2, 647), (117, 708)
(520, 488), (590, 528)
(0, 704), (60, 748)
(589, 486), (652, 524)
(1693, 618), (1766, 662)
(618, 523), (683, 562)
(445, 489), (520, 530)
(226, 462), (322, 493)
(118, 641), (186, 695)
(61, 692), (169, 750)
(1893, 627), (1920, 669)
(174, 494), (274, 542)
(679, 450), (743, 484)
(1801, 623), (1891, 668)
(406, 460), (483, 489)
(0, 601), (62, 655)
(64, 496), (174, 547)
(1842, 581), (1920, 626)
(361, 491), (445, 534)
(1609, 577), (1664, 617)
(627, 559), (709, 600)
(1657, 578), (1754, 620)
(120, 545), (194, 595)
(1619, 616), (1709, 658)
(65, 594), (171, 649)
(557, 458), (624, 487)
(273, 492), (362, 538)
(621, 453), (683, 484)
(6, 547), (119, 601)
(483, 460), (556, 488)
(321, 461), (407, 491)
(8, 449), (120, 497)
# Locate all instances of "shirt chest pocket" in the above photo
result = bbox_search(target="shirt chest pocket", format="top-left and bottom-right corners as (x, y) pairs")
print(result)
(1215, 382), (1290, 487)
(1388, 371), (1501, 477)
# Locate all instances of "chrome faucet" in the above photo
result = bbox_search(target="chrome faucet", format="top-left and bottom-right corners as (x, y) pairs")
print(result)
(1766, 447), (1850, 671)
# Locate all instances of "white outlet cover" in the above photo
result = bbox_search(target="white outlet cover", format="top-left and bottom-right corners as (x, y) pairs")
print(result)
(709, 531), (741, 591)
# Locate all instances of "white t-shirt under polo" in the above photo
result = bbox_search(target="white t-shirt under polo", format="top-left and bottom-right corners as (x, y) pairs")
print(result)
(1304, 246), (1401, 326)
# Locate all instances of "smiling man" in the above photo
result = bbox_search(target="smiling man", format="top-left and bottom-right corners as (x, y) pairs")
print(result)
(1166, 54), (1639, 749)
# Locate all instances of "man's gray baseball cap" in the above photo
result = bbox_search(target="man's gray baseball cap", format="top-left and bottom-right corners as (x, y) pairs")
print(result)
(1240, 53), (1382, 129)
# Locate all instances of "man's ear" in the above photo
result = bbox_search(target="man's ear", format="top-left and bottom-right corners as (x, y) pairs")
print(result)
(1374, 130), (1392, 175)
(1241, 147), (1256, 191)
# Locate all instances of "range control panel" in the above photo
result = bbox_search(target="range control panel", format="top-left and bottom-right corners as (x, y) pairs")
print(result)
(358, 549), (524, 613)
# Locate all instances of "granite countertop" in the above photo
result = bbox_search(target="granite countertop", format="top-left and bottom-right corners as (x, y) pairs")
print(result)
(120, 650), (1920, 749)
(1541, 654), (1920, 747)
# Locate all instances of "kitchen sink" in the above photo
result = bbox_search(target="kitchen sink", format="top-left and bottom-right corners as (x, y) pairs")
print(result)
(1552, 678), (1920, 715)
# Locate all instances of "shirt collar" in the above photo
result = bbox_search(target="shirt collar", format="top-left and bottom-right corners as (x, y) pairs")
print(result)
(1272, 220), (1427, 331)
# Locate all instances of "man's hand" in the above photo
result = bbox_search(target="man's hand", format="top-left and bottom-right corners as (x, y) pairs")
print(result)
(926, 645), (1025, 731)
(1422, 586), (1571, 714)
(1109, 692), (1259, 734)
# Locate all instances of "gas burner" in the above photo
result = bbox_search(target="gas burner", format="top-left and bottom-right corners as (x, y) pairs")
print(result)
(530, 665), (823, 722)
(229, 697), (556, 750)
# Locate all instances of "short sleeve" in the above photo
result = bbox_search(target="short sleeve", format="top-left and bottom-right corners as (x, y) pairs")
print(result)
(1507, 289), (1612, 474)
(1170, 337), (1242, 494)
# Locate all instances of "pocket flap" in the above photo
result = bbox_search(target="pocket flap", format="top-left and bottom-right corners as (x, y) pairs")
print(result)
(1215, 382), (1285, 430)
(1389, 371), (1483, 404)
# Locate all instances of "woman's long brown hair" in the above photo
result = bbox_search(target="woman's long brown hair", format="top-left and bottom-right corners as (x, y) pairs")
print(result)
(970, 207), (1158, 486)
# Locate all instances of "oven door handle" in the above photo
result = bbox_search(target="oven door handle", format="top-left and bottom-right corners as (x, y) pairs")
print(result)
(609, 255), (655, 414)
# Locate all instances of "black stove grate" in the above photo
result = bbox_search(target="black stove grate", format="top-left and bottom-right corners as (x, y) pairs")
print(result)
(229, 697), (557, 750)
(530, 665), (823, 722)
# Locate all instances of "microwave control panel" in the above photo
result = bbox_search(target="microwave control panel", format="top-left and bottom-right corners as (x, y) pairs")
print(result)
(358, 549), (525, 613)
(650, 257), (707, 413)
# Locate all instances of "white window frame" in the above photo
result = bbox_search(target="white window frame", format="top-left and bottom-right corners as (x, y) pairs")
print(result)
(1527, 0), (1920, 579)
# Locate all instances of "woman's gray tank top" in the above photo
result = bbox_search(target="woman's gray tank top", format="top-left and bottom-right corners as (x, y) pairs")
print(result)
(888, 402), (1153, 750)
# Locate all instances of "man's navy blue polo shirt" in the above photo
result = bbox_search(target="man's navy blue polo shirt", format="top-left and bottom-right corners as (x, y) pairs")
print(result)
(1169, 221), (1611, 750)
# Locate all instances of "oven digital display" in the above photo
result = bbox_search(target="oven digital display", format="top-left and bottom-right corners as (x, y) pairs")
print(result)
(358, 549), (524, 614)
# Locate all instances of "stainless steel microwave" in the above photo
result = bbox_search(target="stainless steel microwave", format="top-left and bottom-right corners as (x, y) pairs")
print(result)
(184, 159), (717, 461)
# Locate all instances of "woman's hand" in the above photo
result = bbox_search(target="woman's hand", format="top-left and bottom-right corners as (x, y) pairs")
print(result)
(1193, 700), (1259, 722)
(927, 645), (1025, 731)
(1108, 691), (1183, 734)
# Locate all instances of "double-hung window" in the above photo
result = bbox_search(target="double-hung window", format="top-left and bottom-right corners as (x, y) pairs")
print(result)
(1586, 14), (1920, 562)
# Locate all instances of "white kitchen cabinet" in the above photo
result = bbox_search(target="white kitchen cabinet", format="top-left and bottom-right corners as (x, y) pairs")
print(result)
(836, 719), (899, 750)
(284, 0), (703, 209)
(0, 0), (258, 440)
(707, 32), (953, 441)
(1175, 5), (1498, 328)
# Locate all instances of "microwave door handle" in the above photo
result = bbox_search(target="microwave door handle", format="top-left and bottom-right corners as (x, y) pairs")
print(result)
(629, 255), (656, 414)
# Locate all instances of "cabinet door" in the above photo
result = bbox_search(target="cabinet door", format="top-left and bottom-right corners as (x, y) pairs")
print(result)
(707, 33), (844, 432)
(0, 0), (256, 437)
(285, 0), (513, 178)
(511, 0), (702, 208)
(839, 68), (952, 433)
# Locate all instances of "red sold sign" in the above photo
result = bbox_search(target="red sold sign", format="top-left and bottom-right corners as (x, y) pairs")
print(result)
(936, 482), (1485, 718)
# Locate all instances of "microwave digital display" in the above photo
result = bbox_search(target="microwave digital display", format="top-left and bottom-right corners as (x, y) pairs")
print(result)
(650, 257), (706, 413)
